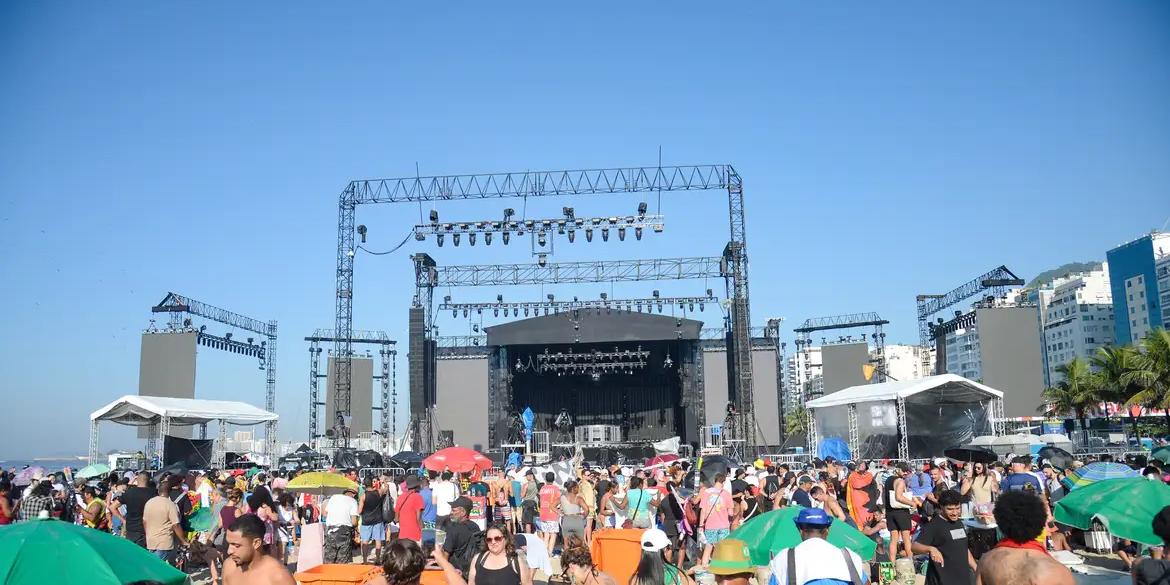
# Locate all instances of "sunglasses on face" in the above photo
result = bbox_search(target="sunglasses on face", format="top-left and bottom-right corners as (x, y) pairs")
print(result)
(486, 536), (505, 543)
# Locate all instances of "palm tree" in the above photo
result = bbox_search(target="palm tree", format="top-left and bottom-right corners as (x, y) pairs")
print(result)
(1125, 329), (1170, 435)
(785, 406), (809, 438)
(1092, 345), (1143, 442)
(1041, 357), (1097, 445)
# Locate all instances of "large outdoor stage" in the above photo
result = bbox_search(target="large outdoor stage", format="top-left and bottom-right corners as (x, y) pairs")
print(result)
(430, 311), (784, 452)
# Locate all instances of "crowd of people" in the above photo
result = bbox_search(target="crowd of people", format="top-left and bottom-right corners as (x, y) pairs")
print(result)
(4, 450), (1170, 585)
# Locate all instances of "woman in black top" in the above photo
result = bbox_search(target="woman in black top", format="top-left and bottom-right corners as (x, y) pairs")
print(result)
(358, 476), (386, 564)
(468, 523), (531, 585)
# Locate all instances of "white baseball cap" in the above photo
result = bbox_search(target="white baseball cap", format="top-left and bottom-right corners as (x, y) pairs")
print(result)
(641, 528), (672, 552)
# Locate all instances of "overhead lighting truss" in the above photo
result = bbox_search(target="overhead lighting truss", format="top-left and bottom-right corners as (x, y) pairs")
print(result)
(514, 345), (650, 376)
(439, 291), (717, 317)
(414, 214), (664, 246)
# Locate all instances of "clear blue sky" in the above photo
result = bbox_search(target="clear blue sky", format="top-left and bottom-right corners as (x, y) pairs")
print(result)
(2, 2), (1168, 458)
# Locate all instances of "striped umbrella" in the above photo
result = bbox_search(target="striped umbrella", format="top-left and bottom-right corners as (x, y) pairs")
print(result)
(1062, 461), (1139, 490)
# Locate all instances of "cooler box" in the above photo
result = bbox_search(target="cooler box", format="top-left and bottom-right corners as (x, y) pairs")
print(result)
(1084, 530), (1112, 553)
(294, 564), (381, 585)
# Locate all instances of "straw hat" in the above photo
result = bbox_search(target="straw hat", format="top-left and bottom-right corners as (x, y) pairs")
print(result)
(708, 539), (754, 575)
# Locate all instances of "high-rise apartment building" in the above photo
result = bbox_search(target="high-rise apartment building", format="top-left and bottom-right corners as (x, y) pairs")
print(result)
(1040, 265), (1114, 383)
(1157, 252), (1170, 331)
(1106, 232), (1170, 344)
(876, 344), (935, 382)
(785, 346), (821, 408)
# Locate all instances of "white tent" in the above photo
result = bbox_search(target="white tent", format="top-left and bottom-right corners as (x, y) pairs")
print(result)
(89, 395), (278, 468)
(805, 374), (1005, 461)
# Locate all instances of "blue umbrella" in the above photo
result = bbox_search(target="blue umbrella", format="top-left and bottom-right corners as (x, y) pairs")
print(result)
(522, 407), (535, 441)
(818, 437), (851, 462)
(1062, 461), (1139, 490)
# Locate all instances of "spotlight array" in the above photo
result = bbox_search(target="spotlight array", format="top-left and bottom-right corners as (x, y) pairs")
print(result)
(415, 205), (664, 247)
(512, 345), (651, 377)
(439, 290), (718, 317)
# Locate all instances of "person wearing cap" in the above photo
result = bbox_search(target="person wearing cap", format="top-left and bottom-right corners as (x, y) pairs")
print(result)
(999, 456), (1044, 496)
(790, 475), (814, 508)
(397, 475), (426, 544)
(768, 508), (866, 585)
(323, 485), (360, 563)
(442, 496), (481, 576)
(634, 528), (691, 585)
(707, 538), (755, 585)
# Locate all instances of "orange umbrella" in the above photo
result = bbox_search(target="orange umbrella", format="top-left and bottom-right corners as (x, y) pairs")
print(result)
(423, 447), (492, 473)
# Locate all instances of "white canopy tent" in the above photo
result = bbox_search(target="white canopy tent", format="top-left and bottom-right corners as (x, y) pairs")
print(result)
(805, 374), (1005, 461)
(89, 395), (278, 468)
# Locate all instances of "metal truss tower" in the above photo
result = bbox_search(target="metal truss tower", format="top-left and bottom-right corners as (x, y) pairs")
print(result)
(335, 165), (757, 449)
(915, 265), (1024, 345)
(793, 312), (890, 393)
(304, 329), (396, 445)
(152, 292), (278, 456)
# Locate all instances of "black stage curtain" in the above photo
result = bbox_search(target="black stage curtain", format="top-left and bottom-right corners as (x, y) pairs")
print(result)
(163, 435), (214, 468)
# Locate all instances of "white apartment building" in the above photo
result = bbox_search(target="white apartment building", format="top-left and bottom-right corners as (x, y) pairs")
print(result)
(944, 323), (982, 380)
(785, 346), (822, 407)
(1042, 265), (1114, 383)
(876, 344), (935, 381)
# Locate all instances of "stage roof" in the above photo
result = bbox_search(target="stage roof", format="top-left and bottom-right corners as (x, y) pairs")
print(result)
(805, 374), (1004, 409)
(90, 395), (278, 426)
(485, 310), (703, 346)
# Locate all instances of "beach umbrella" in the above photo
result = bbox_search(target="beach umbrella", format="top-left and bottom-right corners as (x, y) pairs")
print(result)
(943, 447), (998, 465)
(75, 464), (111, 480)
(423, 447), (492, 474)
(1055, 477), (1170, 546)
(1062, 461), (1139, 490)
(697, 455), (733, 486)
(11, 467), (45, 487)
(728, 506), (876, 564)
(1151, 446), (1170, 466)
(284, 471), (358, 496)
(0, 518), (186, 585)
(1037, 446), (1075, 470)
(644, 454), (680, 468)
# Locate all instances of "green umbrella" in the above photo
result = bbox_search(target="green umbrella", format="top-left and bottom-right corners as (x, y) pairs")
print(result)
(245, 466), (263, 479)
(1151, 446), (1170, 465)
(1054, 477), (1170, 546)
(728, 507), (877, 564)
(0, 518), (187, 585)
(75, 464), (111, 479)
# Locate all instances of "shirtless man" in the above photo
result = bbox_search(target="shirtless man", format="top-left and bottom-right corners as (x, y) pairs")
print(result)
(976, 491), (1074, 585)
(224, 514), (296, 585)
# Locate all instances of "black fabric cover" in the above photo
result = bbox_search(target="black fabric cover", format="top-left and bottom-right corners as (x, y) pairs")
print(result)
(163, 435), (213, 469)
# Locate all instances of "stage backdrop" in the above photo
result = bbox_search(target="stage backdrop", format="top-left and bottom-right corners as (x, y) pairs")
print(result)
(138, 331), (196, 438)
(325, 356), (374, 435)
(821, 342), (870, 396)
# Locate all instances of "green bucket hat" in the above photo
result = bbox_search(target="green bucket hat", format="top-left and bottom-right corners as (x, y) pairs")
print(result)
(708, 538), (755, 575)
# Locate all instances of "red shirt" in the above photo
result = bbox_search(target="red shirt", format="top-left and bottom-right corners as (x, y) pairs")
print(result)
(396, 490), (424, 542)
(539, 484), (561, 522)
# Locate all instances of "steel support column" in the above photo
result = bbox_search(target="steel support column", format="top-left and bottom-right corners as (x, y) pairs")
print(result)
(88, 421), (100, 465)
(895, 397), (909, 461)
(264, 324), (278, 456)
(213, 422), (227, 469)
(333, 194), (357, 444)
(308, 343), (321, 439)
(847, 404), (859, 458)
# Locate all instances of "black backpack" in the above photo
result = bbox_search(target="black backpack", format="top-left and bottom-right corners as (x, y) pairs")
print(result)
(454, 525), (485, 575)
(383, 490), (398, 524)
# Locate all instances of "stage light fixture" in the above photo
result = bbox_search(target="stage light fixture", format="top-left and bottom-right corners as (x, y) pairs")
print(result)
(444, 295), (452, 302)
(601, 228), (609, 242)
(468, 232), (476, 246)
(452, 233), (461, 246)
(494, 308), (499, 317)
(537, 232), (546, 247)
(563, 206), (575, 219)
(225, 332), (232, 340)
(498, 294), (504, 302)
(502, 231), (510, 244)
(538, 254), (548, 267)
(618, 227), (626, 241)
(437, 234), (444, 247)
(485, 232), (492, 245)
(463, 309), (469, 317)
(635, 227), (643, 240)
(524, 307), (530, 316)
(430, 210), (439, 224)
(653, 290), (660, 298)
(567, 230), (575, 243)
(453, 309), (458, 317)
(638, 201), (648, 216)
(585, 228), (593, 242)
(504, 207), (515, 218)
(689, 303), (695, 311)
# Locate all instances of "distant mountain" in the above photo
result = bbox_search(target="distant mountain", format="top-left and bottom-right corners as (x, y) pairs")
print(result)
(1026, 261), (1103, 289)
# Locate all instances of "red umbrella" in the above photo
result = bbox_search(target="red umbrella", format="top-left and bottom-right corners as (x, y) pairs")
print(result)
(644, 454), (680, 468)
(423, 447), (493, 473)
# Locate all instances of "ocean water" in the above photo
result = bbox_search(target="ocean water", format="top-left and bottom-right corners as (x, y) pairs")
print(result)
(1, 458), (90, 473)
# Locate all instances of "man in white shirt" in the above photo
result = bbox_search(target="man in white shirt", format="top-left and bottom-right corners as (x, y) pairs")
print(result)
(432, 471), (459, 528)
(768, 508), (867, 585)
(323, 487), (360, 563)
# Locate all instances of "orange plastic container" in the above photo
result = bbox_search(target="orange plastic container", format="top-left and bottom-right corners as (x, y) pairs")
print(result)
(294, 564), (383, 585)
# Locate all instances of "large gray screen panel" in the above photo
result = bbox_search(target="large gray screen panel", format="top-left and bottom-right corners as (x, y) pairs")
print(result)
(326, 357), (374, 435)
(751, 349), (780, 447)
(702, 350), (729, 429)
(976, 307), (1046, 417)
(436, 358), (489, 450)
(821, 343), (869, 395)
(137, 331), (197, 438)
